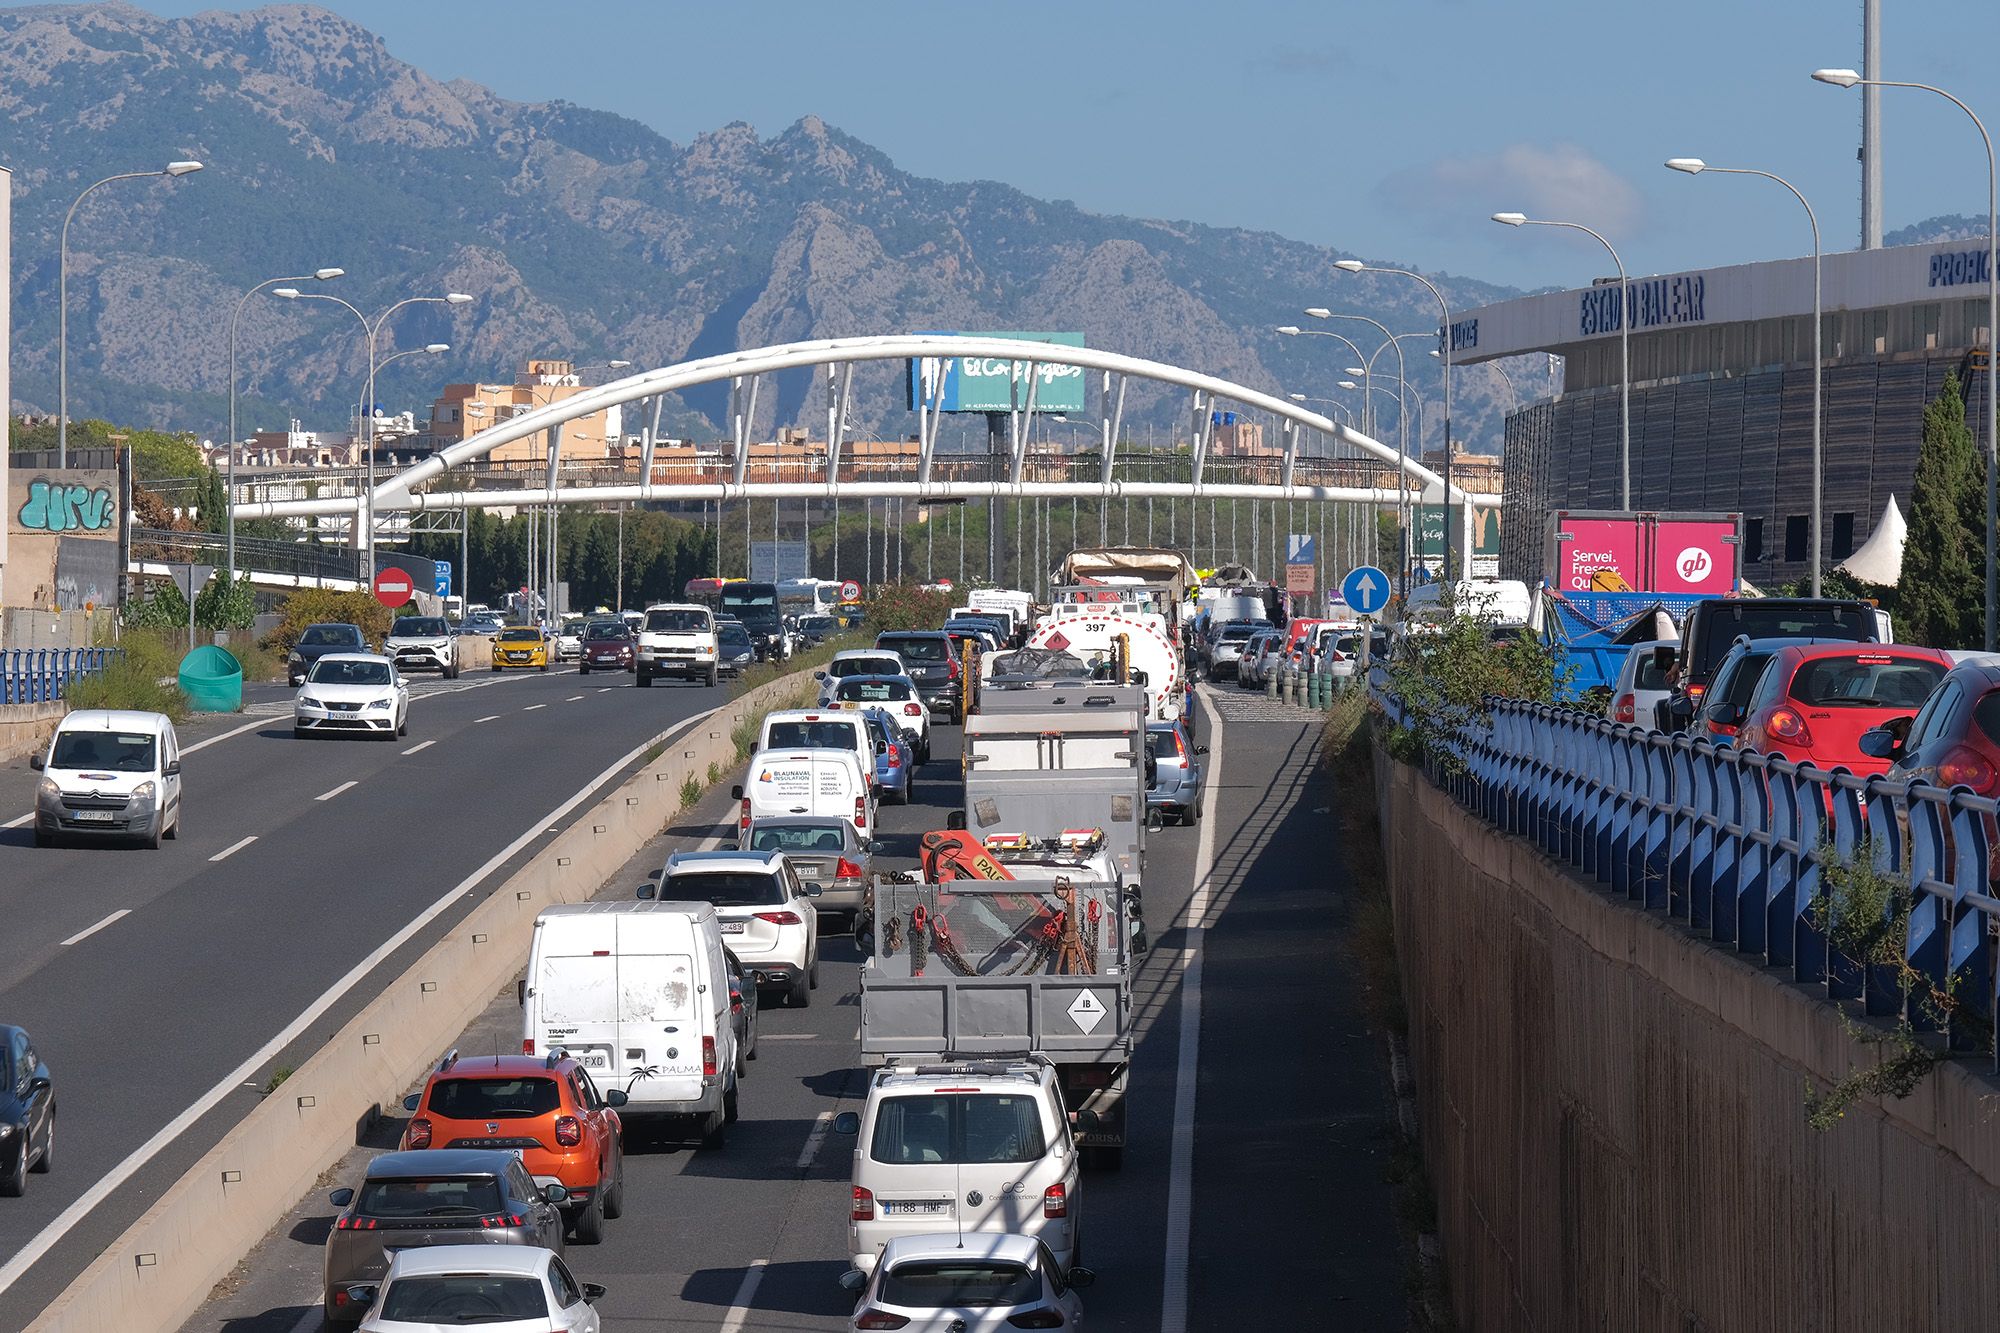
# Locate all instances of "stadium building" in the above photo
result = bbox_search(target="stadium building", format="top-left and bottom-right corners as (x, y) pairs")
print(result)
(1451, 237), (1995, 589)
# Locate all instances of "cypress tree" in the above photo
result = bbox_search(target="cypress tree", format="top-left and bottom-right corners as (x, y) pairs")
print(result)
(1899, 372), (1984, 647)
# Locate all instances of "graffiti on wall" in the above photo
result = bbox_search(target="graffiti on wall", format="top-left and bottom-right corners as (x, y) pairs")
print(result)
(17, 477), (116, 533)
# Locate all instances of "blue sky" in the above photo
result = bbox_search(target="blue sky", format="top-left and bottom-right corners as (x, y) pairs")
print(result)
(94, 0), (2000, 289)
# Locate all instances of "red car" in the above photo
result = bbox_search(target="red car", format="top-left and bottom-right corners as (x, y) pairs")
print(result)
(1735, 643), (1953, 775)
(577, 619), (636, 675)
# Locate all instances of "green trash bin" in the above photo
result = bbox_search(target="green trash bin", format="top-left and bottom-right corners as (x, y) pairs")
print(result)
(178, 645), (244, 713)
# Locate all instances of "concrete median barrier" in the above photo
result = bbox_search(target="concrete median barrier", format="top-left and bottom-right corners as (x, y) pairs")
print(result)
(26, 668), (811, 1333)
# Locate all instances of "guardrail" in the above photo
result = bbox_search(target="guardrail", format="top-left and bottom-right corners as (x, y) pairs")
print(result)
(130, 527), (356, 582)
(1418, 698), (2000, 1070)
(0, 649), (120, 704)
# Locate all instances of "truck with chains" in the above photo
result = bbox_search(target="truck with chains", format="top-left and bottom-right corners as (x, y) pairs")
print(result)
(859, 829), (1142, 1169)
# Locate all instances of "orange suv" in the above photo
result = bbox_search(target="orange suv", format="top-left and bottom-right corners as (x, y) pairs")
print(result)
(399, 1049), (627, 1243)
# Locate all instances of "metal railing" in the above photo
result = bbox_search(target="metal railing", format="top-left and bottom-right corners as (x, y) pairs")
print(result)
(129, 527), (356, 583)
(1416, 699), (2000, 1069)
(1, 648), (121, 705)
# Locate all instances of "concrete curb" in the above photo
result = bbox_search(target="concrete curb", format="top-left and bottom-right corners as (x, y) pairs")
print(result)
(26, 668), (815, 1333)
(0, 700), (66, 763)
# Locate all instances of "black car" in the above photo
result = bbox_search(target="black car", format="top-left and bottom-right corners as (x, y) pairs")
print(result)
(796, 614), (839, 646)
(724, 951), (760, 1072)
(288, 623), (370, 687)
(874, 631), (963, 722)
(717, 622), (757, 678)
(1658, 598), (1885, 731)
(1, 1025), (55, 1197)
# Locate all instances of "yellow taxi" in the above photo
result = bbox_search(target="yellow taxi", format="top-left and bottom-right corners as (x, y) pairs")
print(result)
(492, 625), (551, 672)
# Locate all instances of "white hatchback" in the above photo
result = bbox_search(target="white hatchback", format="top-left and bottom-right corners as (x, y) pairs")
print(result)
(295, 653), (410, 741)
(1609, 638), (1680, 727)
(661, 850), (822, 1008)
(816, 650), (910, 707)
(352, 1244), (604, 1332)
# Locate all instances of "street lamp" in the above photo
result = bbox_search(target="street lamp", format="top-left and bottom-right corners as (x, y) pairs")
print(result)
(1490, 212), (1631, 511)
(275, 289), (473, 578)
(1815, 67), (1998, 647)
(1276, 324), (1375, 431)
(1667, 156), (1826, 595)
(59, 159), (205, 466)
(1287, 391), (1353, 426)
(227, 267), (343, 573)
(1305, 307), (1423, 591)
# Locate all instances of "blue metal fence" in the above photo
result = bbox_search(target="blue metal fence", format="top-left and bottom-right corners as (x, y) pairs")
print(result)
(0, 648), (121, 704)
(1420, 699), (2000, 1070)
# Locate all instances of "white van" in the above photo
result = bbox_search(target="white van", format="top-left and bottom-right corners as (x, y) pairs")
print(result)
(520, 902), (738, 1146)
(733, 748), (874, 840)
(636, 602), (719, 687)
(31, 709), (183, 848)
(757, 708), (873, 761)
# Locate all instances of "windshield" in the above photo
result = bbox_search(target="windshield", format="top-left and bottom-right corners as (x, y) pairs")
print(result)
(298, 625), (361, 647)
(498, 628), (541, 643)
(1789, 654), (1945, 708)
(51, 730), (155, 772)
(355, 1176), (504, 1219)
(392, 618), (448, 637)
(308, 659), (392, 686)
(721, 587), (778, 610)
(880, 636), (947, 662)
(832, 656), (900, 678)
(380, 1275), (549, 1323)
(1219, 626), (1255, 641)
(425, 1076), (560, 1120)
(748, 822), (849, 854)
(1633, 649), (1673, 690)
(836, 679), (912, 703)
(801, 616), (837, 633)
(765, 721), (860, 750)
(880, 1261), (1039, 1310)
(719, 626), (753, 647)
(646, 609), (709, 634)
(869, 1093), (1048, 1165)
(1146, 728), (1181, 760)
(584, 621), (627, 641)
(665, 870), (785, 908)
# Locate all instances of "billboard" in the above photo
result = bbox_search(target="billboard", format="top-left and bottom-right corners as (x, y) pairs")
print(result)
(1544, 511), (1740, 596)
(908, 332), (1087, 413)
(750, 541), (810, 582)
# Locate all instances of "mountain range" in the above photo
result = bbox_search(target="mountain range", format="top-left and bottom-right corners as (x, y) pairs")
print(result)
(0, 2), (1977, 459)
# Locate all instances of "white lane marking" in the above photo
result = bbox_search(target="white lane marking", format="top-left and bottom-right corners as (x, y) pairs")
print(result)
(596, 687), (615, 693)
(2, 813), (29, 829)
(475, 714), (501, 724)
(796, 1110), (834, 1170)
(717, 1257), (769, 1333)
(566, 694), (585, 702)
(1161, 690), (1223, 1333)
(60, 909), (130, 947)
(402, 740), (436, 755)
(314, 780), (358, 802)
(0, 700), (736, 1302)
(759, 1033), (817, 1040)
(209, 835), (258, 863)
(523, 704), (547, 712)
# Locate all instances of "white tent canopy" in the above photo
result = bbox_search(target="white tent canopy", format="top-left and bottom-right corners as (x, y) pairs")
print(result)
(1838, 494), (1906, 586)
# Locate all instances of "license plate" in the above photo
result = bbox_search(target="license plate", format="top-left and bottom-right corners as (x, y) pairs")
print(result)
(72, 809), (116, 822)
(885, 1200), (949, 1216)
(719, 920), (747, 934)
(580, 1050), (609, 1070)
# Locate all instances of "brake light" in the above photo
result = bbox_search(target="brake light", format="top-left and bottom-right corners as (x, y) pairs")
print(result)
(835, 857), (863, 880)
(851, 1185), (876, 1220)
(702, 1036), (717, 1078)
(1938, 746), (1999, 794)
(754, 910), (804, 926)
(739, 796), (751, 833)
(522, 1038), (535, 1055)
(554, 1115), (582, 1147)
(1613, 694), (1635, 724)
(407, 1117), (432, 1149)
(855, 795), (867, 829)
(1006, 1311), (1066, 1329)
(1764, 707), (1812, 744)
(886, 747), (902, 769)
(1172, 728), (1186, 759)
(1042, 1182), (1068, 1218)
(903, 702), (922, 717)
(855, 1310), (909, 1330)
(946, 655), (961, 679)
(333, 1216), (380, 1230)
(1686, 682), (1707, 702)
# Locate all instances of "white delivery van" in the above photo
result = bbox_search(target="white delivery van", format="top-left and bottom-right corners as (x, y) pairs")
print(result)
(733, 748), (874, 841)
(521, 902), (738, 1146)
(758, 708), (872, 760)
(31, 709), (183, 848)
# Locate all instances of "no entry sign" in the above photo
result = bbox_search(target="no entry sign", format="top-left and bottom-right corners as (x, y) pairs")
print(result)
(373, 567), (416, 608)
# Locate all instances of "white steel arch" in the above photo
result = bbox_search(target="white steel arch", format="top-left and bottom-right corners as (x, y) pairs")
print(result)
(239, 335), (1495, 521)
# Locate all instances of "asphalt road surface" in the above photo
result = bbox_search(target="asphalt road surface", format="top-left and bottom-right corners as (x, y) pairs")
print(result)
(0, 663), (735, 1330)
(173, 688), (1407, 1331)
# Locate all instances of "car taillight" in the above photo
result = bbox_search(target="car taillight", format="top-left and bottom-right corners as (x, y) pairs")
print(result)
(333, 1216), (379, 1231)
(739, 797), (751, 832)
(521, 1038), (535, 1055)
(1613, 694), (1635, 724)
(1765, 707), (1811, 744)
(1006, 1311), (1066, 1329)
(1172, 728), (1186, 759)
(554, 1115), (582, 1147)
(886, 747), (902, 769)
(1042, 1182), (1068, 1218)
(947, 655), (961, 678)
(855, 1310), (909, 1330)
(855, 795), (867, 829)
(755, 910), (804, 926)
(1938, 746), (2000, 794)
(407, 1117), (432, 1149)
(1686, 682), (1707, 703)
(836, 857), (863, 880)
(903, 702), (922, 716)
(702, 1036), (717, 1078)
(851, 1185), (875, 1220)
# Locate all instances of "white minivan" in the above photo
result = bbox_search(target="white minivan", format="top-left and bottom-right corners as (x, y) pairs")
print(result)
(31, 709), (183, 848)
(732, 748), (874, 841)
(521, 902), (738, 1147)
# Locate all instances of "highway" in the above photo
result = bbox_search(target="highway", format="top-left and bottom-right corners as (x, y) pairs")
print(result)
(176, 686), (1405, 1331)
(0, 664), (737, 1330)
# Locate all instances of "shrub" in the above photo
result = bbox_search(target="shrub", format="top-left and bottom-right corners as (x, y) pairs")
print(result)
(65, 630), (189, 722)
(264, 589), (395, 655)
(1383, 597), (1567, 775)
(864, 582), (955, 633)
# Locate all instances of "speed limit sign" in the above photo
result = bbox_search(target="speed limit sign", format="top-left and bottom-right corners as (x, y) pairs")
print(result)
(840, 580), (862, 601)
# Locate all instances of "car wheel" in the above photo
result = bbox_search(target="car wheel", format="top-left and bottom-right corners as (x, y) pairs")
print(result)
(1, 1132), (25, 1196)
(636, 672), (652, 688)
(602, 1158), (625, 1219)
(539, 661), (549, 672)
(735, 1033), (748, 1078)
(579, 663), (590, 675)
(707, 666), (719, 687)
(490, 664), (500, 673)
(571, 1192), (606, 1245)
(31, 1112), (52, 1173)
(144, 814), (164, 850)
(808, 951), (819, 991)
(397, 715), (408, 738)
(165, 808), (180, 839)
(723, 1079), (740, 1125)
(787, 970), (812, 1008)
(446, 665), (459, 680)
(698, 1101), (728, 1149)
(33, 828), (51, 849)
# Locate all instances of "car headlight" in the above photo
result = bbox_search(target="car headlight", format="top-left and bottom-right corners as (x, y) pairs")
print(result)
(368, 698), (391, 710)
(38, 777), (61, 806)
(0, 1123), (13, 1139)
(299, 696), (322, 709)
(131, 781), (157, 805)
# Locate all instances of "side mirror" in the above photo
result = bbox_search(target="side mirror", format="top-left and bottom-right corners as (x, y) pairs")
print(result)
(723, 841), (740, 852)
(636, 883), (657, 900)
(804, 882), (824, 898)
(28, 754), (43, 771)
(582, 1283), (608, 1304)
(832, 1110), (861, 1135)
(867, 840), (884, 854)
(543, 1182), (570, 1204)
(946, 810), (966, 831)
(1145, 808), (1164, 832)
(605, 1089), (628, 1107)
(402, 1093), (420, 1112)
(838, 1269), (869, 1294)
(746, 741), (758, 754)
(1667, 695), (1695, 719)
(1071, 1107), (1101, 1131)
(163, 759), (181, 776)
(329, 1187), (355, 1208)
(813, 671), (826, 680)
(1195, 745), (1209, 755)
(732, 784), (745, 801)
(1709, 702), (1742, 727)
(516, 978), (528, 1006)
(1066, 1267), (1097, 1289)
(1858, 725), (1907, 760)
(342, 1284), (379, 1309)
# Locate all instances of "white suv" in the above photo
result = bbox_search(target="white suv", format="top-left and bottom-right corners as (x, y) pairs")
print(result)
(834, 1059), (1081, 1274)
(661, 849), (821, 1006)
(636, 603), (719, 687)
(382, 615), (459, 679)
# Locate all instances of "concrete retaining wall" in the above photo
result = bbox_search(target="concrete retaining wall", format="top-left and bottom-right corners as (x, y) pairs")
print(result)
(1374, 749), (2000, 1332)
(30, 670), (812, 1333)
(0, 700), (66, 762)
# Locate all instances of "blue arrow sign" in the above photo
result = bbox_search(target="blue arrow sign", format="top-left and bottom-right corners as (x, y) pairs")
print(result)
(433, 561), (452, 598)
(1340, 565), (1391, 616)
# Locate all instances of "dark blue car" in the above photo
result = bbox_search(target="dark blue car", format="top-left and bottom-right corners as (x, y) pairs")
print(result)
(859, 706), (915, 804)
(1, 1025), (55, 1196)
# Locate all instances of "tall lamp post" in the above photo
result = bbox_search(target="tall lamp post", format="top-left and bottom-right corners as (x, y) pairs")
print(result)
(59, 160), (205, 466)
(276, 289), (473, 579)
(1815, 67), (1997, 647)
(1275, 326), (1373, 429)
(1666, 157), (1825, 595)
(1490, 212), (1631, 511)
(228, 268), (343, 574)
